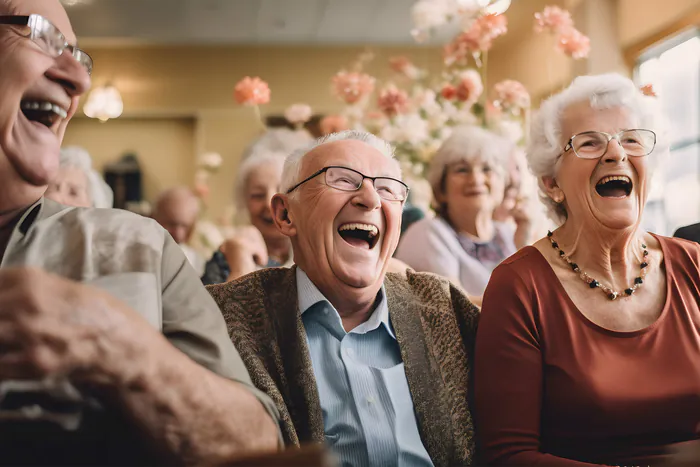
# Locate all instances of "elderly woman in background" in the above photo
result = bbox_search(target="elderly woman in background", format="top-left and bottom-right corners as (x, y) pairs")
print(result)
(202, 152), (294, 285)
(45, 146), (113, 208)
(474, 73), (700, 466)
(395, 125), (530, 297)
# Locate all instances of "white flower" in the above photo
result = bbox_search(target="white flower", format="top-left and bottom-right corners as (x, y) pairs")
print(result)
(284, 103), (313, 124)
(411, 0), (451, 31)
(394, 113), (430, 145)
(198, 152), (222, 170)
(494, 119), (524, 143)
(417, 89), (442, 116)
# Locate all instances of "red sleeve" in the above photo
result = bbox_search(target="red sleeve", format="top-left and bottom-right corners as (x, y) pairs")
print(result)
(474, 260), (602, 466)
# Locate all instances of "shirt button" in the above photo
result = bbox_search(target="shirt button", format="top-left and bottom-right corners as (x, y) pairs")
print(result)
(367, 396), (375, 404)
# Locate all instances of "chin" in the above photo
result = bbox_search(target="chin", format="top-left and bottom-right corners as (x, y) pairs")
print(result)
(331, 260), (382, 289)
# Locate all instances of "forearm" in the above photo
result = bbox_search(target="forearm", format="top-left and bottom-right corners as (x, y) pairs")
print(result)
(99, 334), (278, 464)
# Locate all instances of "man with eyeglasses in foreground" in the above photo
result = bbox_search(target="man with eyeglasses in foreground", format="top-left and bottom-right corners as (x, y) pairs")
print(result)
(208, 131), (480, 467)
(0, 0), (279, 464)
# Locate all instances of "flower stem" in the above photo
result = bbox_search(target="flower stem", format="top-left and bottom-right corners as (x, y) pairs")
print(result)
(252, 105), (267, 132)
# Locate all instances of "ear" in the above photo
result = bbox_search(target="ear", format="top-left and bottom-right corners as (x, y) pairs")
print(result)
(271, 193), (296, 238)
(542, 176), (565, 204)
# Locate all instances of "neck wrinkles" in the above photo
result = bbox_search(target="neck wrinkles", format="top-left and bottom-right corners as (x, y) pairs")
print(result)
(554, 218), (646, 289)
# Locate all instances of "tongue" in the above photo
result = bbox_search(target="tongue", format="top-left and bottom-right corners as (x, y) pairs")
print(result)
(597, 184), (627, 198)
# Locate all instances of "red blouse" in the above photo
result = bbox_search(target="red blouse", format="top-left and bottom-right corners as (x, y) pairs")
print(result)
(474, 235), (700, 466)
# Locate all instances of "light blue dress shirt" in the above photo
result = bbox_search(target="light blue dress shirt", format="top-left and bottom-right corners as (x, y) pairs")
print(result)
(296, 268), (433, 467)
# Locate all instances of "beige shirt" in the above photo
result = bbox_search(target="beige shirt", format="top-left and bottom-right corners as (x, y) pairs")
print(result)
(0, 198), (278, 420)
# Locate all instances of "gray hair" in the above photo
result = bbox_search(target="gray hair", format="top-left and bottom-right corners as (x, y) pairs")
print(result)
(427, 125), (514, 202)
(234, 153), (285, 212)
(280, 130), (399, 195)
(59, 146), (113, 208)
(527, 73), (669, 224)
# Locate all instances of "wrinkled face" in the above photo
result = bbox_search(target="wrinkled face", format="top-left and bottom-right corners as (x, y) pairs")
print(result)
(0, 0), (91, 211)
(245, 160), (286, 242)
(153, 198), (199, 244)
(44, 165), (90, 207)
(286, 140), (403, 291)
(438, 159), (505, 217)
(550, 103), (649, 230)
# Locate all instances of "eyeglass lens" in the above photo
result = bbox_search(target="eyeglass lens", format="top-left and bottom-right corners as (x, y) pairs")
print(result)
(29, 15), (93, 74)
(572, 130), (656, 159)
(325, 167), (407, 201)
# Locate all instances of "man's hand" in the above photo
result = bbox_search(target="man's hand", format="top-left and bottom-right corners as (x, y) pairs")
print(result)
(220, 227), (268, 281)
(0, 267), (149, 384)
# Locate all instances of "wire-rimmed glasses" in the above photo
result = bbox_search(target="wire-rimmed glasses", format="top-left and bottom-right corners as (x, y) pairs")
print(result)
(286, 166), (409, 202)
(561, 129), (656, 159)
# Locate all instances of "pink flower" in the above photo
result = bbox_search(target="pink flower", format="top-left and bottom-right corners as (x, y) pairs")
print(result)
(440, 83), (457, 100)
(557, 27), (590, 59)
(284, 103), (313, 124)
(493, 80), (531, 111)
(332, 71), (376, 104)
(640, 84), (657, 97)
(233, 76), (271, 106)
(389, 56), (422, 80)
(455, 70), (483, 104)
(377, 85), (410, 117)
(443, 13), (507, 65)
(320, 115), (349, 135)
(534, 6), (573, 34)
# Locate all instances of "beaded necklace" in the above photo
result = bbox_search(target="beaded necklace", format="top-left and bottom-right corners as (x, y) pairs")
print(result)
(547, 231), (649, 301)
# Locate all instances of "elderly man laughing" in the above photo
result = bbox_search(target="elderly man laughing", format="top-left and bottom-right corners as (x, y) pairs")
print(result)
(208, 131), (480, 467)
(0, 0), (278, 464)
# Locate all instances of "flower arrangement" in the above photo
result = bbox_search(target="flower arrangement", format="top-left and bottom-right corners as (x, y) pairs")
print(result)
(322, 1), (589, 179)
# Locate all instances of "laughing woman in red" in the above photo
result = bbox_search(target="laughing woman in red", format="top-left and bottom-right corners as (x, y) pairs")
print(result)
(474, 74), (700, 466)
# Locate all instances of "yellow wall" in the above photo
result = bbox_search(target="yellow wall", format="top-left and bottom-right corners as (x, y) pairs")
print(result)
(618, 0), (699, 48)
(63, 118), (196, 203)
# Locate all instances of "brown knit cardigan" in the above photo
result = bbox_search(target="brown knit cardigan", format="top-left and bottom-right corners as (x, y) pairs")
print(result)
(207, 267), (479, 466)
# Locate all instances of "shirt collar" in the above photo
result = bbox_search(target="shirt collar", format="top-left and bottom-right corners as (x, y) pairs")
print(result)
(296, 267), (395, 339)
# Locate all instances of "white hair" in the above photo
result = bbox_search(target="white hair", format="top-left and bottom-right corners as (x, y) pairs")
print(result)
(59, 146), (114, 208)
(234, 152), (285, 211)
(427, 125), (514, 202)
(280, 130), (399, 195)
(527, 73), (669, 224)
(242, 128), (314, 161)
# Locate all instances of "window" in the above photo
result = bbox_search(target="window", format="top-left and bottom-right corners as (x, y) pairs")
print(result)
(635, 28), (700, 236)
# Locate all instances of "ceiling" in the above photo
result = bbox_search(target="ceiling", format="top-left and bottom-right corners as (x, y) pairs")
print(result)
(62, 0), (553, 47)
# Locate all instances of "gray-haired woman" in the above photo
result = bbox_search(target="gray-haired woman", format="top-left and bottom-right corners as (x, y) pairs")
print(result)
(45, 146), (113, 208)
(395, 125), (531, 297)
(474, 73), (700, 466)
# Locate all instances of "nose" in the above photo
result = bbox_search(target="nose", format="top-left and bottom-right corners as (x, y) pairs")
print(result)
(468, 168), (487, 185)
(351, 180), (382, 211)
(46, 52), (91, 98)
(603, 138), (627, 164)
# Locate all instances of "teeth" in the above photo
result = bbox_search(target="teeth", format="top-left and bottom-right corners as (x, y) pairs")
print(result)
(20, 101), (68, 119)
(338, 223), (379, 237)
(597, 175), (631, 186)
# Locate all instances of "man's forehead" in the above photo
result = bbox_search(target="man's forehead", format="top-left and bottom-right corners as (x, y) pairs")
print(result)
(303, 139), (400, 176)
(8, 0), (77, 44)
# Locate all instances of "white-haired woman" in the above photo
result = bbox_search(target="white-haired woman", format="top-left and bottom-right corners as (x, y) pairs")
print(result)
(474, 73), (700, 466)
(201, 153), (295, 285)
(45, 146), (113, 208)
(395, 125), (530, 297)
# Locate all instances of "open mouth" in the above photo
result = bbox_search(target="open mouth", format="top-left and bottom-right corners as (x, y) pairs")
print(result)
(338, 222), (379, 249)
(20, 100), (67, 129)
(595, 175), (632, 198)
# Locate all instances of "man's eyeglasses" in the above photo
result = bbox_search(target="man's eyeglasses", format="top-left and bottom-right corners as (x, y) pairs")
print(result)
(0, 14), (93, 75)
(561, 129), (656, 160)
(286, 166), (409, 202)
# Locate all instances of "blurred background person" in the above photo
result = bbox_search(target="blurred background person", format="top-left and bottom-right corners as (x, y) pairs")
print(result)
(152, 186), (205, 275)
(202, 152), (293, 284)
(45, 146), (113, 209)
(395, 126), (529, 297)
(673, 222), (700, 244)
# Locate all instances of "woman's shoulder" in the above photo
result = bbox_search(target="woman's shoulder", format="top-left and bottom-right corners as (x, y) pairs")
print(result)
(654, 233), (700, 272)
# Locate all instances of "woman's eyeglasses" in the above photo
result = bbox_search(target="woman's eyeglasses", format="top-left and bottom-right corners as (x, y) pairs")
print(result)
(561, 129), (657, 159)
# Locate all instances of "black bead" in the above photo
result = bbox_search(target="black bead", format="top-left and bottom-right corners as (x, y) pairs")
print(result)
(551, 242), (559, 249)
(641, 262), (648, 268)
(559, 251), (565, 256)
(635, 277), (643, 285)
(589, 280), (599, 288)
(547, 231), (553, 237)
(625, 288), (634, 295)
(643, 250), (649, 256)
(642, 244), (647, 249)
(608, 293), (618, 300)
(570, 263), (578, 271)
